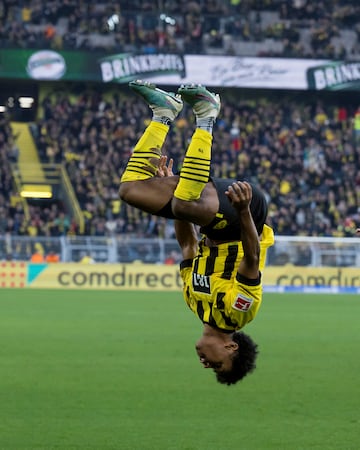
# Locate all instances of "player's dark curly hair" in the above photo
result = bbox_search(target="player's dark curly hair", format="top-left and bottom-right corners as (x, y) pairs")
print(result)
(216, 331), (258, 386)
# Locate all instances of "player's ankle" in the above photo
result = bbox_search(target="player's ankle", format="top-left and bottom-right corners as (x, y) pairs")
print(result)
(152, 116), (173, 126)
(196, 117), (215, 133)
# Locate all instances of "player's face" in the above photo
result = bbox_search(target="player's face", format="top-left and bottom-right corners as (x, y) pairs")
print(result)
(195, 337), (238, 373)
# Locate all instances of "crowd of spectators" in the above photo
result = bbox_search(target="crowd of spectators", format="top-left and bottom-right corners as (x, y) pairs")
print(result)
(21, 85), (359, 239)
(0, 115), (26, 236)
(0, 0), (359, 59)
(1, 80), (360, 240)
(0, 1), (359, 266)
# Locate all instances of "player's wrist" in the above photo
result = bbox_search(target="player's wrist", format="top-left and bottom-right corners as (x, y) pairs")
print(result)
(235, 206), (251, 216)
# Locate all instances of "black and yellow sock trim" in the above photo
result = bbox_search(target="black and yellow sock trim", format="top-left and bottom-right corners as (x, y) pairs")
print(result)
(179, 156), (210, 184)
(120, 122), (168, 182)
(174, 129), (212, 201)
(122, 150), (160, 179)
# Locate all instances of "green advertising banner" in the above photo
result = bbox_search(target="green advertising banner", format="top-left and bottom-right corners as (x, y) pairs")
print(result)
(0, 49), (185, 83)
(306, 61), (360, 90)
(0, 49), (100, 81)
(98, 52), (186, 83)
(1, 49), (359, 90)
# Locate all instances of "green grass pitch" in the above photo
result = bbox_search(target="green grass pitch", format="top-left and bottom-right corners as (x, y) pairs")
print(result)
(0, 288), (359, 450)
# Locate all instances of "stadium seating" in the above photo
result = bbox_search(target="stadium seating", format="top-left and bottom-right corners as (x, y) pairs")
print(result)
(0, 1), (359, 58)
(15, 86), (360, 238)
(1, 1), (359, 240)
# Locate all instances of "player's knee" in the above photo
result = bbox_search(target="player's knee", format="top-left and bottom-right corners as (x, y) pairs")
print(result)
(172, 198), (191, 219)
(172, 197), (215, 225)
(118, 182), (132, 202)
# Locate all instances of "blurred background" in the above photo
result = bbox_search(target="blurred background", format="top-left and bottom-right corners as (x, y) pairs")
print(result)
(0, 0), (359, 271)
(1, 3), (360, 449)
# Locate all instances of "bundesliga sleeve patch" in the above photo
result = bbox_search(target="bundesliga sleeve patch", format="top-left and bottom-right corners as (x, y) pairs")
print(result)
(232, 294), (254, 312)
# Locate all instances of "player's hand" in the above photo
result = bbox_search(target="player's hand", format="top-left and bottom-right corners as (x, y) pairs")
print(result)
(225, 181), (252, 212)
(356, 228), (360, 236)
(157, 155), (174, 177)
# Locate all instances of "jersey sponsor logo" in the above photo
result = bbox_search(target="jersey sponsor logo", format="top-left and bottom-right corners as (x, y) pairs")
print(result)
(192, 273), (211, 294)
(232, 294), (253, 312)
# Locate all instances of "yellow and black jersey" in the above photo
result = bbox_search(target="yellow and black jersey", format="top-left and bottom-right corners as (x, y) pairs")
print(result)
(180, 225), (274, 332)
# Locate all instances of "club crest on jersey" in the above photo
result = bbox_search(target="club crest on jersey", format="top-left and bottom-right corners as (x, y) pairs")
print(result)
(192, 273), (211, 294)
(213, 219), (228, 230)
(232, 294), (253, 312)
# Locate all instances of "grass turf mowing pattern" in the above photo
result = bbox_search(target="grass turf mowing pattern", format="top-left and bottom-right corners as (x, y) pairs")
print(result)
(0, 289), (359, 450)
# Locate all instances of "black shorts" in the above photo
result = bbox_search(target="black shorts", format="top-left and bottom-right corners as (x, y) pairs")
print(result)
(199, 178), (268, 240)
(155, 177), (268, 240)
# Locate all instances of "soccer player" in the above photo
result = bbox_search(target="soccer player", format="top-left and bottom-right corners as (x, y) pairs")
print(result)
(119, 81), (269, 242)
(175, 182), (267, 385)
(119, 81), (274, 384)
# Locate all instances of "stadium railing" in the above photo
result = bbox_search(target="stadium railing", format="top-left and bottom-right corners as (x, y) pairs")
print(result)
(0, 235), (359, 267)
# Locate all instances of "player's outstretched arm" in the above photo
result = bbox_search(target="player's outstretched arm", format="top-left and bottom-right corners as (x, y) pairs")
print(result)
(174, 220), (198, 260)
(225, 181), (260, 279)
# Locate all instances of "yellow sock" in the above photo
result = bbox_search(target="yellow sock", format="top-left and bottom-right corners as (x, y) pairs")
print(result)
(174, 128), (212, 201)
(120, 121), (169, 182)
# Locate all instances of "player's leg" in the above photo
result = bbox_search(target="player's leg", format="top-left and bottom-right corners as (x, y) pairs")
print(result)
(119, 80), (183, 213)
(120, 81), (221, 225)
(120, 175), (179, 216)
(171, 84), (221, 224)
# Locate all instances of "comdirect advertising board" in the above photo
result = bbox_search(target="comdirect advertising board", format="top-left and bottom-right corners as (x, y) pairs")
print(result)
(0, 263), (359, 293)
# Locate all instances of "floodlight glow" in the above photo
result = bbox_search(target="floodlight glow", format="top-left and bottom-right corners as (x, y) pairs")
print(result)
(19, 97), (35, 108)
(20, 184), (52, 199)
(107, 14), (119, 30)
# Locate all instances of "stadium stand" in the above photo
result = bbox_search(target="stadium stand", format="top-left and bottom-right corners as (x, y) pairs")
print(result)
(19, 86), (360, 239)
(0, 0), (359, 58)
(0, 114), (27, 237)
(0, 1), (359, 242)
